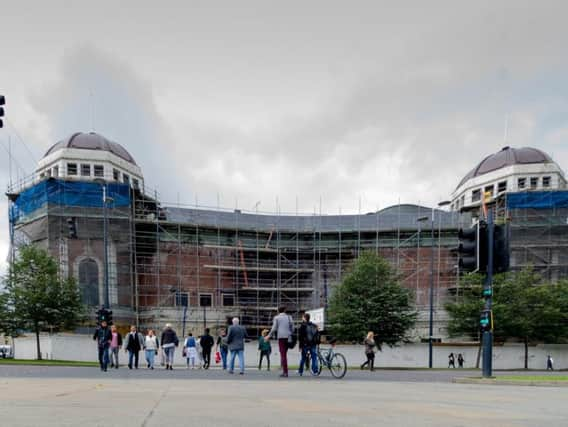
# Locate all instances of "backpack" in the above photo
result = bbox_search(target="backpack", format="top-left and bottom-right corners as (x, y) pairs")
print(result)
(305, 322), (320, 345)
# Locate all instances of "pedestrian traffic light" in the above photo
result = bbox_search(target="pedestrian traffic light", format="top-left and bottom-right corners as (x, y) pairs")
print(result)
(456, 221), (487, 273)
(66, 217), (77, 238)
(493, 223), (510, 274)
(96, 307), (112, 325)
(480, 309), (492, 332)
(0, 95), (5, 128)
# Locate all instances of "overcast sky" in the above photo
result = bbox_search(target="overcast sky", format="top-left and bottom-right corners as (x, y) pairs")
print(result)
(1, 0), (568, 275)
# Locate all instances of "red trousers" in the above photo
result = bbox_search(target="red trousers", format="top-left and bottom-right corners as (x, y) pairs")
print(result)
(278, 338), (289, 375)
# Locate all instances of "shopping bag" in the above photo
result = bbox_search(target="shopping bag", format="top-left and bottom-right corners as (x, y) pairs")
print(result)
(215, 351), (221, 364)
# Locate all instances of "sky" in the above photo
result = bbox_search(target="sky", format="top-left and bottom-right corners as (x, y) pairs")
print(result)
(2, 0), (568, 275)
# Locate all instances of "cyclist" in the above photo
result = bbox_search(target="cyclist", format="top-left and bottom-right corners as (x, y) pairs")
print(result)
(298, 312), (319, 376)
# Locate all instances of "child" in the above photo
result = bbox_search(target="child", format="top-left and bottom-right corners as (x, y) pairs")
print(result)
(258, 329), (272, 371)
(184, 333), (198, 369)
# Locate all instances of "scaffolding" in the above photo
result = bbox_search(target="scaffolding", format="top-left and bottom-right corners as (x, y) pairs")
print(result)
(9, 177), (467, 337)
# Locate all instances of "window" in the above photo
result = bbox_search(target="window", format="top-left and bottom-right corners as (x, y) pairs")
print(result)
(530, 177), (538, 189)
(543, 176), (551, 187)
(78, 258), (99, 306)
(498, 181), (507, 193)
(518, 177), (526, 189)
(53, 165), (59, 177)
(94, 165), (104, 177)
(222, 294), (235, 307)
(123, 173), (130, 185)
(132, 178), (139, 190)
(175, 291), (189, 307)
(484, 184), (494, 199)
(199, 293), (213, 307)
(81, 164), (91, 176)
(471, 189), (481, 202)
(67, 163), (77, 176)
(45, 168), (52, 178)
(113, 168), (120, 181)
(39, 172), (45, 179)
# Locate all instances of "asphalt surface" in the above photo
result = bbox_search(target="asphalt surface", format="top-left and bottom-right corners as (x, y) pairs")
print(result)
(1, 367), (567, 427)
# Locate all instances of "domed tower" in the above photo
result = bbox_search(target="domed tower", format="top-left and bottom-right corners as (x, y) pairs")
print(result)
(8, 132), (141, 317)
(451, 146), (566, 211)
(37, 132), (143, 190)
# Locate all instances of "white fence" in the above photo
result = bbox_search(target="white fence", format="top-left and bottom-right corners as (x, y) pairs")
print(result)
(11, 333), (567, 370)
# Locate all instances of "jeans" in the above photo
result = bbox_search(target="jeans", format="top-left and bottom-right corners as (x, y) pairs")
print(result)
(98, 345), (110, 370)
(229, 349), (245, 373)
(361, 352), (375, 370)
(128, 350), (140, 368)
(145, 349), (156, 368)
(299, 345), (318, 375)
(163, 346), (176, 365)
(202, 348), (212, 368)
(220, 347), (228, 370)
(110, 347), (119, 367)
(278, 339), (289, 375)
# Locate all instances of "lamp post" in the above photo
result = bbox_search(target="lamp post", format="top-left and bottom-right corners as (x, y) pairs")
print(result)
(95, 179), (113, 309)
(418, 200), (451, 368)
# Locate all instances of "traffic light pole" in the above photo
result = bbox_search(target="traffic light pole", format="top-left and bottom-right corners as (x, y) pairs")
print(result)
(482, 209), (494, 378)
(103, 185), (110, 309)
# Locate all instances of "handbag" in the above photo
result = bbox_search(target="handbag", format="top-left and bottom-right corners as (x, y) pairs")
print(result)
(215, 351), (221, 364)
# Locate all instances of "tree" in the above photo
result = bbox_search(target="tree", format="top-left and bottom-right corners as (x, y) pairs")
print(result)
(1, 245), (84, 359)
(445, 268), (568, 369)
(327, 251), (417, 346)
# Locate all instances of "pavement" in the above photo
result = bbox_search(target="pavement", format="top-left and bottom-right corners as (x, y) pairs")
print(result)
(1, 365), (567, 426)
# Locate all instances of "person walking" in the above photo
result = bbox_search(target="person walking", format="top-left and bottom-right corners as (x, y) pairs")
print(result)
(124, 325), (144, 369)
(258, 329), (272, 371)
(360, 331), (377, 371)
(216, 328), (229, 370)
(184, 333), (198, 369)
(200, 328), (215, 369)
(227, 317), (247, 375)
(267, 306), (294, 378)
(298, 313), (320, 376)
(161, 323), (179, 370)
(547, 354), (554, 370)
(457, 353), (464, 368)
(448, 352), (456, 368)
(109, 324), (122, 369)
(93, 320), (112, 372)
(144, 329), (159, 370)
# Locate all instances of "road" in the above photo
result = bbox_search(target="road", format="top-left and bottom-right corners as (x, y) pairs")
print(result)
(0, 365), (567, 426)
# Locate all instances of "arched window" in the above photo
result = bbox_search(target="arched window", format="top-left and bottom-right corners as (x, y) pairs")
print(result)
(78, 258), (99, 306)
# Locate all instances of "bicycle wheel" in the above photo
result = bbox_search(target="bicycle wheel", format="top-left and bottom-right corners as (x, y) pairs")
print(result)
(329, 353), (347, 379)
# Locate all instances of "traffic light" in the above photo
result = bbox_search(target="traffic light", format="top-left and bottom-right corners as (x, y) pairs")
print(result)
(480, 309), (492, 332)
(66, 217), (77, 238)
(456, 221), (487, 273)
(96, 307), (113, 325)
(493, 223), (510, 274)
(0, 95), (5, 128)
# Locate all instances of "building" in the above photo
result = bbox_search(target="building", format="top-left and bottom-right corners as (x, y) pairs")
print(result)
(7, 132), (467, 338)
(7, 133), (568, 339)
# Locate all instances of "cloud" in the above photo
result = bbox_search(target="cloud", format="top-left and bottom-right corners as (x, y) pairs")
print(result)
(29, 45), (180, 200)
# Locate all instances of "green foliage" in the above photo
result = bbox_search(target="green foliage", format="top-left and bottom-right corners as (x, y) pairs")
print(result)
(327, 251), (417, 346)
(446, 267), (568, 344)
(1, 245), (84, 357)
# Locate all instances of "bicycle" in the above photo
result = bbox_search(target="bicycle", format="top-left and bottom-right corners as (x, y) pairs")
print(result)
(307, 341), (347, 379)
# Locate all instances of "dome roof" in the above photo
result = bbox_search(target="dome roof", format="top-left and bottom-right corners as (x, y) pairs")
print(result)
(44, 132), (137, 165)
(457, 146), (556, 189)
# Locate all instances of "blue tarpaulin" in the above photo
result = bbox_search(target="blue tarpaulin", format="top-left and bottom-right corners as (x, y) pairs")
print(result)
(10, 179), (131, 222)
(506, 191), (568, 209)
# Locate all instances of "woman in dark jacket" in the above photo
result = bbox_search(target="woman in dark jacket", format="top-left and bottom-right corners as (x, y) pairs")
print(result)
(360, 331), (377, 371)
(160, 323), (179, 370)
